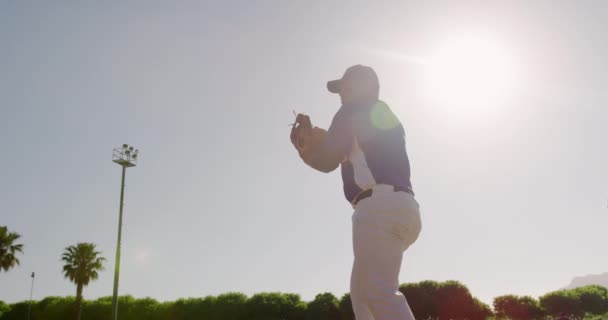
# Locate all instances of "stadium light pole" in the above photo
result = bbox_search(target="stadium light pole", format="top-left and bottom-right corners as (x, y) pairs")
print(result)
(111, 144), (139, 320)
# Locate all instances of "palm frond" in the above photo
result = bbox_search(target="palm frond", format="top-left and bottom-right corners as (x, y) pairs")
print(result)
(60, 242), (106, 287)
(0, 226), (24, 273)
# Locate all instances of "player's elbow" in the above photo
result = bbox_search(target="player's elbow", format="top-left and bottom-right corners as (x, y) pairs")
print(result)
(318, 162), (339, 173)
(302, 149), (341, 173)
(312, 158), (340, 173)
(305, 157), (339, 173)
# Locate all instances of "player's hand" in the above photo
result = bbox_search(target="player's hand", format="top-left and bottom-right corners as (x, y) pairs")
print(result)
(290, 113), (312, 149)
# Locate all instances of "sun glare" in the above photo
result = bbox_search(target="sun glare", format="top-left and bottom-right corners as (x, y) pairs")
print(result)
(424, 35), (515, 114)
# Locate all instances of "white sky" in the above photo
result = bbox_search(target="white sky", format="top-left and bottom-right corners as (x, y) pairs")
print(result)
(1, 1), (607, 305)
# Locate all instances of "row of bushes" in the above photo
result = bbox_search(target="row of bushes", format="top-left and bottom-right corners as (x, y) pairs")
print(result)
(1, 281), (607, 320)
(494, 285), (608, 320)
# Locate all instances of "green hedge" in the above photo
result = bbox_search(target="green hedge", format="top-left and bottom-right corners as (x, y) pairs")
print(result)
(400, 280), (492, 320)
(4, 283), (607, 319)
(539, 285), (608, 319)
(0, 281), (493, 320)
(490, 285), (608, 320)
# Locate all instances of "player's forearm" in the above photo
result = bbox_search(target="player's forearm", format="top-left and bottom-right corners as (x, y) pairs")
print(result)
(298, 128), (341, 173)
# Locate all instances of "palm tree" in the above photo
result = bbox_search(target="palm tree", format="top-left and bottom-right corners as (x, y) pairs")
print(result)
(61, 243), (106, 320)
(0, 226), (24, 273)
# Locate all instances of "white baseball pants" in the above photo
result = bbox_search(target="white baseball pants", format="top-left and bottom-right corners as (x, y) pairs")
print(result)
(350, 184), (422, 320)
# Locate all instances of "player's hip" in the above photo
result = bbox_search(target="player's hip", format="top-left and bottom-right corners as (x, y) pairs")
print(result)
(352, 184), (422, 248)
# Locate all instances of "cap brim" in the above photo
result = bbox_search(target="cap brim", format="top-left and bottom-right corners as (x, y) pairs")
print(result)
(327, 79), (342, 94)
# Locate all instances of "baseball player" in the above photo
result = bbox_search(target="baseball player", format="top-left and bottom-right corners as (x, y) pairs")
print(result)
(290, 65), (422, 320)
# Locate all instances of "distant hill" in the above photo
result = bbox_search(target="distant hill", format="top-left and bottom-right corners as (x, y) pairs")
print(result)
(565, 272), (608, 289)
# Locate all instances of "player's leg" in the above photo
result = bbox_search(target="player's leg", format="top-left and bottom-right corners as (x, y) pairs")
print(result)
(350, 255), (375, 320)
(352, 192), (419, 320)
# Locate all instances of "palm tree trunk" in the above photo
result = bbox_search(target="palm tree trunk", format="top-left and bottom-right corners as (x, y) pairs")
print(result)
(75, 282), (83, 320)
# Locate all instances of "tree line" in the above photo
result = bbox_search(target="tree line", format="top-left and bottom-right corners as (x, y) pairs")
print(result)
(1, 282), (607, 320)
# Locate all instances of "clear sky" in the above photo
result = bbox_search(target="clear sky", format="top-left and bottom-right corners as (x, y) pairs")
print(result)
(1, 1), (607, 305)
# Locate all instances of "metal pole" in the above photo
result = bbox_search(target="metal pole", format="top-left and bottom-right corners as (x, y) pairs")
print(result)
(27, 272), (35, 320)
(111, 165), (126, 320)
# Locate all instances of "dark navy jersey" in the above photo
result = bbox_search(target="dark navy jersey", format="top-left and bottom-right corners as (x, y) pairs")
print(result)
(322, 100), (413, 202)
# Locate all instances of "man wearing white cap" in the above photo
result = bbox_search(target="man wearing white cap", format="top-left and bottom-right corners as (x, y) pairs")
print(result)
(290, 65), (422, 320)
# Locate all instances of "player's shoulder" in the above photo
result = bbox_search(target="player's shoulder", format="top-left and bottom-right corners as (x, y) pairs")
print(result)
(369, 101), (402, 130)
(351, 100), (402, 133)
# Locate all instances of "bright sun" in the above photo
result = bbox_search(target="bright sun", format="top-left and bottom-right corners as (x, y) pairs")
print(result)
(424, 35), (515, 113)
